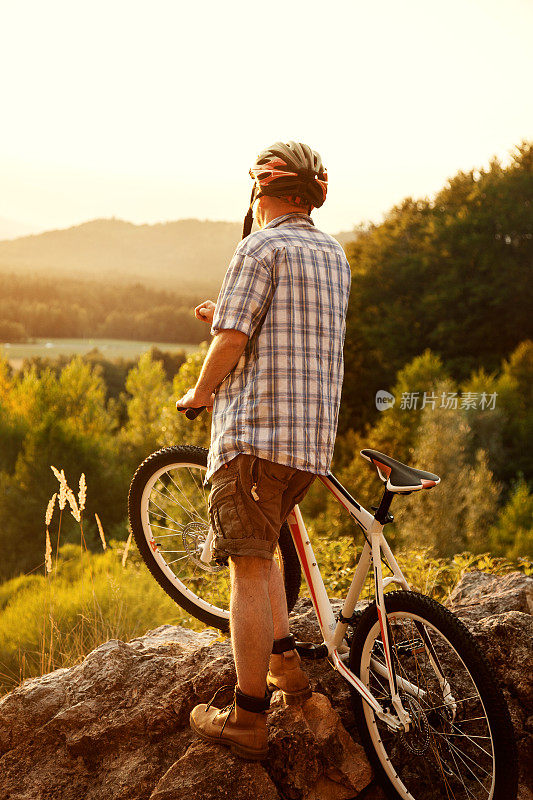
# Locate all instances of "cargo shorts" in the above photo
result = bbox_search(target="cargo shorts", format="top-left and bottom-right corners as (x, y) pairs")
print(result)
(207, 453), (316, 563)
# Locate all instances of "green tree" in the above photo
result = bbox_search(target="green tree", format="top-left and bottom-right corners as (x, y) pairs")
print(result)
(489, 477), (533, 559)
(399, 387), (500, 557)
(495, 340), (533, 485)
(426, 143), (533, 376)
(339, 142), (533, 435)
(122, 352), (170, 459)
(161, 341), (212, 451)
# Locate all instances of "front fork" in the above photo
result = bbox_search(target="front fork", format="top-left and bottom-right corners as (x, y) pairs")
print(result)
(369, 508), (455, 730)
(370, 526), (412, 730)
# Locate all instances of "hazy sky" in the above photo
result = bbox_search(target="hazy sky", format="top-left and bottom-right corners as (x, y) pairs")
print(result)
(1, 0), (531, 234)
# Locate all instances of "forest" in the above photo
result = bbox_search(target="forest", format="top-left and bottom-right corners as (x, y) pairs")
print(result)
(0, 142), (530, 692)
(0, 277), (211, 343)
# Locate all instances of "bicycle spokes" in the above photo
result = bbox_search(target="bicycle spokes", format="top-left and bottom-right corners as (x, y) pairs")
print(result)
(362, 613), (494, 799)
(146, 466), (231, 609)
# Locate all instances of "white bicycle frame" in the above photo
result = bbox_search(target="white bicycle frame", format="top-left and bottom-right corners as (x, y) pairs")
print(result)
(286, 471), (447, 732)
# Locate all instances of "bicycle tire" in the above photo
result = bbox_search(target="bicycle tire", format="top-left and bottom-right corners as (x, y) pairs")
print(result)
(128, 446), (301, 631)
(349, 590), (518, 800)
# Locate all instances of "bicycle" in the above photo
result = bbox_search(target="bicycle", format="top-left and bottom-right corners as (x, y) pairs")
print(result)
(128, 431), (518, 800)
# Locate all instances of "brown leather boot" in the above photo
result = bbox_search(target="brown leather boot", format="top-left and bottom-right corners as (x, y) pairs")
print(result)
(267, 635), (312, 705)
(189, 685), (269, 760)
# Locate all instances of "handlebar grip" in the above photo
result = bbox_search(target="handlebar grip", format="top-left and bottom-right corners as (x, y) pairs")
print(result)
(176, 405), (206, 420)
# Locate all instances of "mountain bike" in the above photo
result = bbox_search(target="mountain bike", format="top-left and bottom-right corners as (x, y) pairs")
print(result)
(128, 438), (518, 800)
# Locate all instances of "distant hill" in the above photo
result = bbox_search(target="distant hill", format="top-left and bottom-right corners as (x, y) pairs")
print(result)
(332, 230), (357, 248)
(0, 219), (241, 292)
(0, 218), (356, 291)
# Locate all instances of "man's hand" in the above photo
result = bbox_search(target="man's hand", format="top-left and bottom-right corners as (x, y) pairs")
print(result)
(176, 387), (215, 414)
(194, 300), (216, 325)
(176, 329), (248, 418)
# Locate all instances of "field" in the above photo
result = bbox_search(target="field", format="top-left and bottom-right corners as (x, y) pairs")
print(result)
(1, 337), (200, 369)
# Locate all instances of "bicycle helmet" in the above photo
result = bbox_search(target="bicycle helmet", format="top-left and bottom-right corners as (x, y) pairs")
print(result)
(242, 141), (328, 238)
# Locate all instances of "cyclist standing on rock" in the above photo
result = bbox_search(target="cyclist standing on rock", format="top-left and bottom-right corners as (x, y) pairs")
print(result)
(175, 141), (352, 759)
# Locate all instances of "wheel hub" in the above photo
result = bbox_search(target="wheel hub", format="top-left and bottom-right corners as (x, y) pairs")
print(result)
(182, 522), (222, 573)
(399, 695), (430, 755)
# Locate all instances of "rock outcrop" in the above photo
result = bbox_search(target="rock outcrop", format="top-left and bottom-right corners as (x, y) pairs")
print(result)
(446, 570), (533, 795)
(0, 570), (530, 799)
(447, 569), (533, 620)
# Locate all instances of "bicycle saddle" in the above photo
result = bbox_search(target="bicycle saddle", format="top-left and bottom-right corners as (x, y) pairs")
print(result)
(360, 449), (440, 493)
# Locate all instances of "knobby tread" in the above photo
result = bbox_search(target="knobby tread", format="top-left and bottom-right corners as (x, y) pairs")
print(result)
(128, 446), (301, 631)
(349, 590), (518, 800)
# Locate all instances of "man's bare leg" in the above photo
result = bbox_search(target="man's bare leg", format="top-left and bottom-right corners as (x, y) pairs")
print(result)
(189, 553), (270, 756)
(267, 559), (311, 701)
(268, 560), (291, 641)
(229, 555), (273, 698)
(230, 556), (306, 701)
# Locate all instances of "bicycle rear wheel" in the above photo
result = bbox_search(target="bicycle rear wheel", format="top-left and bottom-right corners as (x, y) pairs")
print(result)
(349, 591), (517, 800)
(128, 446), (302, 631)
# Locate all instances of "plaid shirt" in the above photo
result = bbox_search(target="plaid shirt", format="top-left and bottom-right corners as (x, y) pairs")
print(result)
(205, 213), (351, 482)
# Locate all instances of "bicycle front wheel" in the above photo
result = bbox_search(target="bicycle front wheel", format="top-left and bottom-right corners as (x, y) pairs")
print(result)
(127, 446), (302, 631)
(349, 591), (517, 800)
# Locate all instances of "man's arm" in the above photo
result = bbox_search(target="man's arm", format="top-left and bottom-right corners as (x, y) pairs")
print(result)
(195, 329), (248, 396)
(177, 246), (271, 414)
(175, 328), (248, 413)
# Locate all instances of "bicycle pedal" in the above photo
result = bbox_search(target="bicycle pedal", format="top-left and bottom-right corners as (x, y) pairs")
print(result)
(295, 641), (328, 660)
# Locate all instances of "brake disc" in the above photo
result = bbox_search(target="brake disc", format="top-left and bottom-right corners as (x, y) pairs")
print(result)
(399, 694), (430, 755)
(182, 522), (222, 573)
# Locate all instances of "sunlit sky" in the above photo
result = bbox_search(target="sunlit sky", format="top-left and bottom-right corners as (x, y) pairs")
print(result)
(1, 0), (532, 235)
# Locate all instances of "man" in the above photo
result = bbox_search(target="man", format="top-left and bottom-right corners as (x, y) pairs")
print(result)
(176, 141), (351, 759)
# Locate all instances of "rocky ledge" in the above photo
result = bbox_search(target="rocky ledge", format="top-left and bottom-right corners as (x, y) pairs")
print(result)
(0, 570), (531, 800)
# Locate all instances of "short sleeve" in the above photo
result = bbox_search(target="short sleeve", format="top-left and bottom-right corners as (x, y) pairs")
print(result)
(210, 250), (273, 338)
